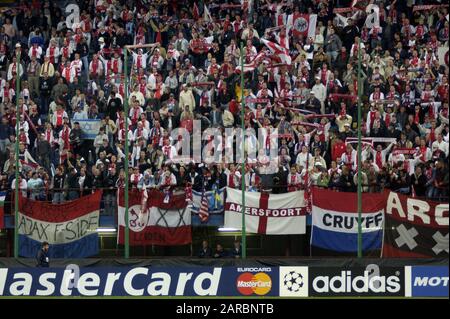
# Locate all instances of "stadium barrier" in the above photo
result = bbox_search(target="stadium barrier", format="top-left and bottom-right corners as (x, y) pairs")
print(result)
(0, 260), (447, 297)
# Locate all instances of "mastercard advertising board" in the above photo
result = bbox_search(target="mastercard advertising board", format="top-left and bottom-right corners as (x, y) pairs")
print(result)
(219, 267), (279, 297)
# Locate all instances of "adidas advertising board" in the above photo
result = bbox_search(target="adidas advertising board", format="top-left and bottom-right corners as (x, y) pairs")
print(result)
(308, 265), (404, 297)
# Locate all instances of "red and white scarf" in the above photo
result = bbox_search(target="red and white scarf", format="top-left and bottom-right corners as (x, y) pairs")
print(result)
(136, 54), (143, 69)
(55, 110), (64, 127)
(31, 45), (38, 58)
(49, 46), (56, 64)
(375, 151), (383, 168)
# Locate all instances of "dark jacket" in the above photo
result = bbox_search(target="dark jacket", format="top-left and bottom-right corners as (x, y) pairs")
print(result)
(92, 173), (104, 190)
(39, 77), (52, 96)
(69, 128), (83, 147)
(0, 123), (13, 139)
(410, 173), (427, 197)
(229, 246), (242, 258)
(305, 97), (321, 114)
(36, 139), (51, 157)
(75, 42), (89, 58)
(338, 173), (356, 192)
(198, 247), (212, 258)
(79, 174), (93, 196)
(53, 174), (65, 190)
(103, 172), (118, 195)
(36, 248), (49, 267)
(67, 172), (79, 189)
(213, 248), (228, 258)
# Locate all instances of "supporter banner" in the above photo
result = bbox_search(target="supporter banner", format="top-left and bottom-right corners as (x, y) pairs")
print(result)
(345, 138), (374, 147)
(0, 266), (279, 297)
(224, 187), (307, 235)
(118, 189), (191, 246)
(405, 266), (449, 297)
(246, 98), (270, 104)
(308, 266), (405, 297)
(76, 119), (102, 139)
(291, 121), (322, 129)
(304, 114), (336, 119)
(333, 7), (356, 14)
(0, 191), (5, 229)
(191, 187), (225, 226)
(261, 38), (292, 65)
(382, 191), (449, 258)
(329, 93), (357, 102)
(394, 148), (417, 155)
(287, 13), (317, 38)
(413, 4), (449, 12)
(311, 188), (385, 257)
(191, 82), (215, 87)
(18, 191), (101, 258)
(345, 137), (397, 146)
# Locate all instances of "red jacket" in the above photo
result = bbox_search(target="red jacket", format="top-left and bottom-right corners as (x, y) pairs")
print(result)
(332, 141), (346, 162)
(229, 100), (239, 115)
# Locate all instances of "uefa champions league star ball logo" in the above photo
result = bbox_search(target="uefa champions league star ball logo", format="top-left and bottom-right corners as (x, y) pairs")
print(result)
(283, 271), (304, 292)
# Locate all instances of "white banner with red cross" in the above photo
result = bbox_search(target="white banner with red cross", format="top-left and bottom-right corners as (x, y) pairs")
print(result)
(224, 188), (307, 235)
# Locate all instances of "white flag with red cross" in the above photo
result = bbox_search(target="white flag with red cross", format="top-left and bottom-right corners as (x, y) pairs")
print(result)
(224, 188), (307, 235)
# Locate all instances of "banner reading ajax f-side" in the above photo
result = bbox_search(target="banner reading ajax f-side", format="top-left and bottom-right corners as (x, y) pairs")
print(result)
(0, 267), (279, 297)
(18, 191), (101, 258)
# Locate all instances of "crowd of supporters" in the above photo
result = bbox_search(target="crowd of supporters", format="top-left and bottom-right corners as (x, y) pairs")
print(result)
(0, 0), (448, 215)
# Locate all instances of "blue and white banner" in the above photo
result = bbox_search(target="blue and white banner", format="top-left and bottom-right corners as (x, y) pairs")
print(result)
(191, 186), (225, 226)
(18, 192), (102, 258)
(75, 119), (102, 139)
(311, 188), (385, 256)
(405, 266), (449, 297)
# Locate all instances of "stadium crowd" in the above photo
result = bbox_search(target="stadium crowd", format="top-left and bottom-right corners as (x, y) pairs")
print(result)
(0, 0), (448, 216)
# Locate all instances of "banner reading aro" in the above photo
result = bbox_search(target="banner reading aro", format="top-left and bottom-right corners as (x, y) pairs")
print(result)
(383, 191), (449, 258)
